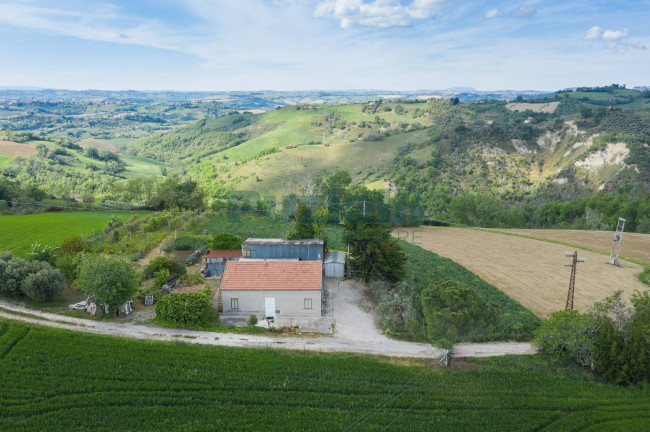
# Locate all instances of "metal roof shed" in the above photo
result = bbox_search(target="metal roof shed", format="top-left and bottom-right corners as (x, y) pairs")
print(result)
(324, 251), (346, 278)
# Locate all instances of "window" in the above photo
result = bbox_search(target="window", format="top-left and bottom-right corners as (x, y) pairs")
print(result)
(231, 298), (239, 310)
(242, 248), (251, 258)
(304, 298), (312, 310)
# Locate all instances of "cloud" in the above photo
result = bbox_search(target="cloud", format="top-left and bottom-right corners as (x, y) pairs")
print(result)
(485, 9), (502, 19)
(602, 28), (628, 40)
(0, 3), (189, 53)
(313, 0), (446, 28)
(584, 26), (602, 39)
(584, 26), (629, 41)
(511, 4), (536, 18)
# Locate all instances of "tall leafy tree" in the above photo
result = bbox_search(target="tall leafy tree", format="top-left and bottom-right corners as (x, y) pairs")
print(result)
(344, 201), (404, 283)
(75, 255), (139, 315)
(288, 203), (316, 239)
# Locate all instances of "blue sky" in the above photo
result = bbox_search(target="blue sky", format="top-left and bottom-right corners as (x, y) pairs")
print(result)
(0, 0), (648, 91)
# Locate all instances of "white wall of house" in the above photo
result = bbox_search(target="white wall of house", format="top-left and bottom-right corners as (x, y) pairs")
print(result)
(221, 290), (322, 318)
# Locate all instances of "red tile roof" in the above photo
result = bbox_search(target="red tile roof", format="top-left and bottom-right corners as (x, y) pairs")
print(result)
(206, 250), (242, 259)
(221, 261), (322, 291)
(173, 284), (207, 293)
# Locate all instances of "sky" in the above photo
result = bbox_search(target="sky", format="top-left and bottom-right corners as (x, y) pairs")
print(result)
(0, 0), (648, 91)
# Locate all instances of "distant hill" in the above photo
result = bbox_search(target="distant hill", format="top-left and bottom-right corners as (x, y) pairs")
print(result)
(126, 87), (649, 203)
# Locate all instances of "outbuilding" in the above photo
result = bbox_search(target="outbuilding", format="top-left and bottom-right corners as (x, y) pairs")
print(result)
(204, 250), (242, 276)
(241, 238), (324, 261)
(220, 260), (322, 319)
(323, 251), (346, 278)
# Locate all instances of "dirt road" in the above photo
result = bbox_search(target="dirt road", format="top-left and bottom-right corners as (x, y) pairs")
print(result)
(0, 290), (535, 360)
(396, 227), (647, 317)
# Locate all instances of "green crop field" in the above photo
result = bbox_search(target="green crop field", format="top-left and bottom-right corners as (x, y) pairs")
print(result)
(0, 211), (139, 256)
(122, 154), (169, 178)
(0, 319), (648, 431)
(0, 154), (13, 168)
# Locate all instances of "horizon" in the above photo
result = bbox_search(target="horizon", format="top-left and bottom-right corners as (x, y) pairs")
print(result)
(1, 1), (648, 91)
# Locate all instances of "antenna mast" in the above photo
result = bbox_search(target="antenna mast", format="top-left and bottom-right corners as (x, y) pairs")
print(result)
(609, 217), (626, 266)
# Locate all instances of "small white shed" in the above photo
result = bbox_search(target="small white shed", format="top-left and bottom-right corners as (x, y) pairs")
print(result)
(323, 251), (346, 278)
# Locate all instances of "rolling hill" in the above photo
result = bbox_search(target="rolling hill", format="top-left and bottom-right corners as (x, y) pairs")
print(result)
(128, 87), (650, 207)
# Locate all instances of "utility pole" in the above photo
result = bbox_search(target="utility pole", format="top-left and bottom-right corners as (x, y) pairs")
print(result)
(609, 217), (626, 266)
(564, 251), (585, 310)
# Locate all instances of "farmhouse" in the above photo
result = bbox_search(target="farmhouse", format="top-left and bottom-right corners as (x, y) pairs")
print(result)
(204, 250), (242, 276)
(242, 238), (324, 261)
(220, 260), (322, 319)
(323, 251), (346, 278)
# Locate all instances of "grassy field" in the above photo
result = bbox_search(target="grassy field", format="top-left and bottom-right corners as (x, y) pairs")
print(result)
(0, 319), (648, 431)
(121, 154), (169, 178)
(0, 211), (137, 256)
(0, 154), (13, 168)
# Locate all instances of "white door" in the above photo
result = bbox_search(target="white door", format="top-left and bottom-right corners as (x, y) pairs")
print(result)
(265, 298), (276, 319)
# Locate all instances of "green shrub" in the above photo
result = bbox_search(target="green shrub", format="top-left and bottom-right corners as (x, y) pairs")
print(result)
(248, 314), (258, 326)
(0, 252), (65, 301)
(162, 236), (206, 252)
(153, 269), (170, 290)
(20, 268), (65, 302)
(55, 253), (82, 287)
(144, 256), (186, 279)
(155, 288), (211, 325)
(209, 232), (244, 250)
(421, 280), (499, 348)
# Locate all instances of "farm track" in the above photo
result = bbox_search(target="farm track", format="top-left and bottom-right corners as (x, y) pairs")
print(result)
(397, 227), (648, 317)
(0, 299), (535, 359)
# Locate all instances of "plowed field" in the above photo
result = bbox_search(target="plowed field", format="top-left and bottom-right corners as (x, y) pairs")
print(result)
(395, 227), (648, 317)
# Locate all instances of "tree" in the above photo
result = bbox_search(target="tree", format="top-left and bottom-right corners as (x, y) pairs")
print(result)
(210, 232), (244, 250)
(420, 280), (498, 348)
(535, 290), (650, 386)
(288, 203), (316, 239)
(75, 255), (139, 315)
(344, 204), (405, 282)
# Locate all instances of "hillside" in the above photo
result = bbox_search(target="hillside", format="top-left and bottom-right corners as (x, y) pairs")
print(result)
(129, 87), (650, 213)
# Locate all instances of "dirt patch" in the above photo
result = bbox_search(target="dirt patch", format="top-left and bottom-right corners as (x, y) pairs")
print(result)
(574, 142), (629, 171)
(491, 228), (650, 264)
(506, 101), (560, 113)
(0, 140), (39, 157)
(397, 227), (647, 318)
(77, 139), (118, 152)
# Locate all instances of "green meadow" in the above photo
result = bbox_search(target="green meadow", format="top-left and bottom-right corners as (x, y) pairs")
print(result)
(0, 211), (137, 256)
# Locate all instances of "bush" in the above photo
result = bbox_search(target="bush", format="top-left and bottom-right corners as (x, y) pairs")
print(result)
(248, 314), (258, 326)
(162, 236), (206, 252)
(20, 268), (65, 301)
(144, 256), (186, 279)
(60, 235), (90, 255)
(155, 288), (211, 325)
(0, 252), (65, 301)
(210, 232), (244, 250)
(421, 280), (499, 348)
(153, 269), (170, 290)
(55, 253), (82, 287)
